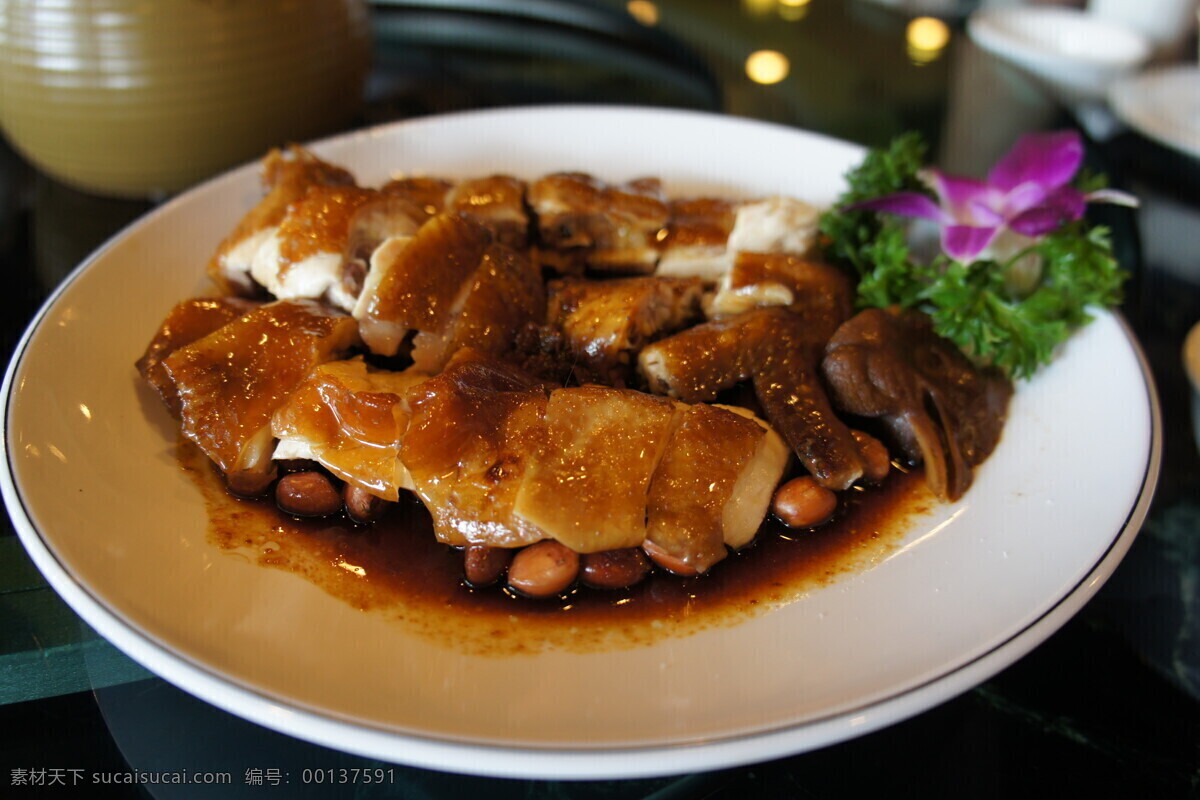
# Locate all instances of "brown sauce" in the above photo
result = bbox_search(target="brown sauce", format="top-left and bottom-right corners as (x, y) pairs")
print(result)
(179, 441), (933, 656)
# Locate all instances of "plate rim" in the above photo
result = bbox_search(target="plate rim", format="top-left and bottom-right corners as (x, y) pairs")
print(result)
(0, 104), (1164, 779)
(967, 6), (1152, 67)
(1109, 64), (1200, 159)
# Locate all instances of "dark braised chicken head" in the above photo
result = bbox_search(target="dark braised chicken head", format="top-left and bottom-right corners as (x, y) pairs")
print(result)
(822, 308), (1013, 501)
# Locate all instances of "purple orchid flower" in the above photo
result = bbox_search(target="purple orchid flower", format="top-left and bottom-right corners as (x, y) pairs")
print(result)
(850, 130), (1136, 262)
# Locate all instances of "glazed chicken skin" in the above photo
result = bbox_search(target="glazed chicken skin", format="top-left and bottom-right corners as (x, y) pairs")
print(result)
(639, 307), (866, 491)
(161, 299), (358, 495)
(353, 213), (543, 365)
(655, 197), (739, 279)
(402, 352), (788, 572)
(646, 402), (788, 571)
(528, 172), (669, 274)
(514, 385), (681, 553)
(545, 275), (704, 385)
(136, 296), (260, 417)
(409, 238), (545, 373)
(446, 175), (531, 249)
(208, 146), (356, 296)
(382, 174), (530, 248)
(705, 252), (855, 325)
(271, 358), (430, 501)
(249, 185), (426, 312)
(400, 351), (555, 549)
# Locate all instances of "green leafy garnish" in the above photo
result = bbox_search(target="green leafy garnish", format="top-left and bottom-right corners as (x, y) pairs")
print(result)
(819, 132), (1129, 380)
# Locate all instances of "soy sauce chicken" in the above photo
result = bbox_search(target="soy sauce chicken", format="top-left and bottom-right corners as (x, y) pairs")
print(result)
(656, 197), (739, 279)
(140, 146), (1016, 600)
(249, 186), (426, 312)
(639, 308), (865, 491)
(528, 173), (669, 274)
(208, 146), (356, 296)
(401, 352), (787, 571)
(271, 358), (430, 501)
(546, 275), (704, 385)
(400, 350), (555, 549)
(161, 299), (358, 494)
(136, 296), (260, 417)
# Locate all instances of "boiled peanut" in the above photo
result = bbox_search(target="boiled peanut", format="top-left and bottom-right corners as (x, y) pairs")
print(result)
(464, 545), (512, 587)
(642, 540), (701, 577)
(851, 430), (891, 483)
(508, 540), (579, 598)
(772, 476), (837, 528)
(225, 466), (276, 497)
(581, 548), (651, 589)
(343, 484), (389, 524)
(275, 471), (342, 517)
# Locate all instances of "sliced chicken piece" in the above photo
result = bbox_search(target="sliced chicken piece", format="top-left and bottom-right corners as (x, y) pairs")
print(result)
(249, 186), (425, 312)
(270, 358), (430, 501)
(353, 213), (494, 357)
(381, 176), (453, 219)
(410, 243), (545, 373)
(706, 253), (854, 332)
(528, 173), (668, 274)
(508, 323), (611, 387)
(655, 197), (739, 280)
(163, 300), (359, 491)
(136, 297), (260, 417)
(446, 175), (530, 249)
(639, 308), (865, 490)
(823, 307), (1013, 501)
(726, 195), (820, 257)
(638, 313), (761, 402)
(546, 275), (704, 384)
(208, 146), (355, 296)
(401, 351), (555, 548)
(513, 386), (680, 553)
(715, 405), (791, 550)
(645, 402), (787, 573)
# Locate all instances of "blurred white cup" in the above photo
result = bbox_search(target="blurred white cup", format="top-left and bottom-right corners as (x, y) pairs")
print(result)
(1089, 0), (1198, 56)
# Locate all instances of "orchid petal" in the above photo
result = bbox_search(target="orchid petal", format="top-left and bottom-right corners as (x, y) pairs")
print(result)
(846, 191), (950, 223)
(999, 181), (1049, 218)
(1007, 186), (1086, 237)
(928, 171), (1001, 224)
(965, 197), (1005, 228)
(942, 225), (999, 262)
(987, 130), (1083, 193)
(1085, 188), (1140, 208)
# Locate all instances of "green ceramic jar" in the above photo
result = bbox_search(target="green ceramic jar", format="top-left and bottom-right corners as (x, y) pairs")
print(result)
(0, 0), (371, 197)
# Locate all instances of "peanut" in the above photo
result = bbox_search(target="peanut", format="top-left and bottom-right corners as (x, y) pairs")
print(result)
(851, 430), (891, 483)
(343, 484), (389, 524)
(508, 541), (579, 598)
(581, 548), (651, 589)
(275, 471), (342, 517)
(772, 476), (837, 528)
(464, 545), (512, 587)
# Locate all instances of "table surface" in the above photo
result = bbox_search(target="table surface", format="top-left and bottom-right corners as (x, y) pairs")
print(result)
(2, 0), (1199, 797)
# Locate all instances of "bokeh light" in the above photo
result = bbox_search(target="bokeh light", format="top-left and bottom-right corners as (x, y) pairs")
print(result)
(745, 50), (790, 84)
(627, 1), (659, 26)
(906, 16), (951, 64)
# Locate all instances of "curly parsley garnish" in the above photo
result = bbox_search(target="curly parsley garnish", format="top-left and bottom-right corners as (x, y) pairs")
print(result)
(820, 131), (1130, 380)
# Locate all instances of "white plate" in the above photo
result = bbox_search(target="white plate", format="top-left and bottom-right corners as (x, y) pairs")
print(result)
(1, 106), (1160, 779)
(967, 7), (1150, 103)
(1110, 66), (1200, 159)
